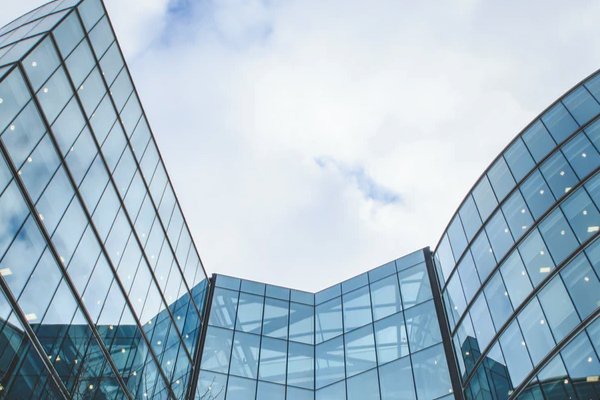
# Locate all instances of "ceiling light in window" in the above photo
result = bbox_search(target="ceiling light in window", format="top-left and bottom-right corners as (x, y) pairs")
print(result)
(587, 376), (599, 382)
(89, 385), (93, 390)
(540, 250), (545, 255)
(157, 341), (162, 345)
(121, 349), (125, 353)
(521, 209), (526, 214)
(25, 313), (38, 321)
(584, 210), (588, 215)
(504, 291), (508, 296)
(564, 379), (569, 384)
(9, 125), (14, 130)
(521, 341), (526, 346)
(540, 320), (545, 324)
(504, 228), (509, 233)
(0, 98), (3, 103)
(540, 190), (544, 194)
(588, 226), (599, 233)
(522, 226), (527, 230)
(585, 277), (590, 282)
(589, 357), (593, 363)
(540, 267), (551, 273)
(583, 153), (587, 158)
(522, 271), (526, 276)
(133, 371), (137, 376)
(0, 268), (11, 276)
(465, 352), (470, 356)
(561, 230), (565, 235)
(27, 157), (32, 162)
(560, 171), (565, 176)
(31, 62), (37, 67)
(43, 88), (48, 93)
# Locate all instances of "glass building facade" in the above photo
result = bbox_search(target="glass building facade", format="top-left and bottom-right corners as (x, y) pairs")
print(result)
(2, 0), (600, 399)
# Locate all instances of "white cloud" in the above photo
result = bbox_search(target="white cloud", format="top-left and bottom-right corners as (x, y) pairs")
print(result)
(3, 0), (600, 291)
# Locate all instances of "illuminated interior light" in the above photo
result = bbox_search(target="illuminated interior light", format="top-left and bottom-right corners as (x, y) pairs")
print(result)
(540, 267), (551, 273)
(522, 226), (527, 230)
(10, 125), (15, 130)
(109, 325), (113, 330)
(583, 153), (587, 157)
(521, 209), (526, 214)
(588, 226), (599, 233)
(560, 171), (565, 176)
(540, 189), (544, 194)
(176, 380), (180, 384)
(74, 359), (78, 364)
(565, 187), (571, 193)
(465, 352), (470, 356)
(79, 85), (84, 90)
(157, 341), (161, 345)
(39, 214), (44, 220)
(584, 210), (588, 215)
(540, 250), (544, 255)
(561, 230), (565, 235)
(43, 88), (48, 93)
(504, 228), (509, 233)
(177, 316), (181, 320)
(521, 341), (526, 346)
(59, 256), (65, 262)
(540, 320), (545, 324)
(17, 170), (21, 175)
(121, 349), (125, 353)
(0, 268), (12, 276)
(0, 98), (4, 103)
(489, 248), (493, 253)
(56, 355), (60, 361)
(27, 157), (32, 162)
(504, 291), (508, 296)
(25, 313), (38, 321)
(31, 61), (37, 67)
(167, 361), (171, 365)
(589, 357), (593, 363)
(587, 376), (599, 382)
(585, 277), (590, 282)
(522, 271), (526, 275)
(89, 385), (93, 390)
(185, 334), (189, 339)
(564, 379), (569, 384)
(133, 371), (136, 376)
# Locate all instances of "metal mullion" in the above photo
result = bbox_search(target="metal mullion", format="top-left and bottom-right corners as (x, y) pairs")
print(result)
(49, 22), (194, 370)
(461, 227), (600, 390)
(364, 272), (383, 400)
(94, 0), (210, 289)
(440, 112), (600, 293)
(424, 247), (464, 400)
(14, 62), (136, 400)
(450, 161), (600, 339)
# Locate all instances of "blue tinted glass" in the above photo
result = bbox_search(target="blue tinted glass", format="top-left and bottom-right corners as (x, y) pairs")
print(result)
(52, 12), (84, 58)
(368, 260), (396, 283)
(504, 138), (535, 182)
(404, 300), (441, 352)
(23, 37), (60, 93)
(0, 70), (30, 133)
(538, 209), (579, 265)
(411, 343), (452, 400)
(540, 152), (578, 199)
(522, 120), (556, 163)
(398, 263), (432, 308)
(242, 281), (265, 296)
(342, 273), (368, 294)
(499, 320), (533, 386)
(435, 234), (454, 282)
(257, 381), (285, 400)
(346, 368), (380, 400)
(520, 170), (555, 219)
(291, 289), (314, 305)
(316, 336), (345, 389)
(470, 231), (497, 281)
(288, 342), (314, 389)
(541, 102), (579, 144)
(379, 357), (416, 400)
(459, 195), (483, 241)
(484, 272), (513, 330)
(447, 215), (468, 260)
(216, 275), (240, 290)
(263, 297), (289, 340)
(197, 370), (227, 400)
(501, 251), (533, 307)
(470, 293), (495, 350)
(289, 302), (314, 344)
(287, 387), (314, 400)
(538, 277), (579, 342)
(395, 250), (425, 272)
(445, 273), (466, 324)
(457, 252), (480, 302)
(209, 287), (238, 329)
(345, 325), (376, 377)
(226, 376), (256, 400)
(561, 187), (600, 243)
(342, 286), (372, 332)
(502, 191), (534, 241)
(374, 312), (408, 364)
(266, 284), (290, 300)
(473, 177), (498, 221)
(518, 299), (555, 364)
(560, 254), (600, 319)
(370, 275), (401, 321)
(563, 86), (600, 126)
(315, 380), (345, 400)
(518, 229), (554, 287)
(315, 285), (341, 305)
(259, 337), (287, 384)
(229, 331), (260, 379)
(200, 326), (233, 373)
(316, 297), (343, 343)
(236, 292), (263, 334)
(562, 133), (600, 179)
(488, 157), (516, 202)
(561, 334), (600, 380)
(485, 210), (514, 260)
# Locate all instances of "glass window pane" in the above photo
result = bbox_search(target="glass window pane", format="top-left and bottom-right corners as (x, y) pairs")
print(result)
(229, 331), (259, 379)
(215, 274), (240, 290)
(52, 12), (84, 58)
(538, 209), (579, 265)
(89, 94), (116, 144)
(520, 170), (555, 220)
(473, 176), (498, 221)
(0, 69), (32, 133)
(263, 297), (288, 340)
(65, 38), (95, 88)
(2, 102), (46, 168)
(342, 273), (368, 294)
(374, 312), (408, 364)
(502, 191), (534, 241)
(368, 260), (396, 283)
(504, 138), (535, 182)
(411, 343), (452, 400)
(542, 102), (579, 144)
(560, 254), (600, 319)
(540, 152), (578, 199)
(23, 37), (60, 92)
(518, 299), (555, 364)
(316, 381), (345, 400)
(563, 86), (600, 126)
(266, 284), (290, 300)
(398, 263), (432, 309)
(343, 286), (372, 332)
(226, 376), (256, 400)
(379, 357), (416, 400)
(197, 370), (227, 400)
(200, 326), (233, 374)
(287, 387), (313, 400)
(235, 292), (263, 334)
(470, 231), (497, 281)
(88, 16), (113, 58)
(316, 297), (343, 343)
(562, 132), (600, 179)
(241, 280), (265, 296)
(523, 120), (556, 162)
(51, 97), (86, 155)
(78, 0), (104, 31)
(404, 300), (442, 352)
(99, 42), (124, 86)
(435, 234), (454, 282)
(561, 187), (600, 243)
(370, 275), (401, 321)
(488, 157), (516, 202)
(289, 302), (314, 345)
(110, 68), (132, 111)
(518, 229), (554, 287)
(445, 273), (466, 325)
(561, 334), (600, 380)
(346, 368), (380, 400)
(257, 381), (284, 400)
(538, 276), (579, 342)
(484, 272), (513, 330)
(316, 336), (345, 389)
(499, 320), (534, 387)
(259, 337), (287, 384)
(209, 287), (238, 330)
(470, 293), (495, 350)
(457, 252), (480, 302)
(447, 215), (468, 260)
(78, 67), (105, 117)
(315, 284), (341, 305)
(37, 67), (72, 124)
(345, 325), (376, 377)
(459, 194), (482, 241)
(291, 289), (314, 305)
(485, 209), (514, 260)
(288, 342), (314, 390)
(19, 134), (60, 202)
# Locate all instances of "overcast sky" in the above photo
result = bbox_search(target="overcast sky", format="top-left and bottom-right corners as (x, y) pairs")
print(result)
(3, 0), (600, 292)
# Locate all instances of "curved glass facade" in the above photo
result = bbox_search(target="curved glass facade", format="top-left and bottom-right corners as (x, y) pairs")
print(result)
(4, 0), (600, 399)
(433, 67), (600, 400)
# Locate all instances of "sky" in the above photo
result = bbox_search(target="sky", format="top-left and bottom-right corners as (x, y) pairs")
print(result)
(3, 0), (600, 292)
